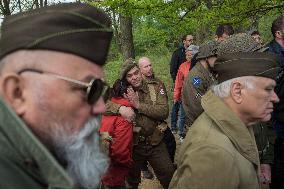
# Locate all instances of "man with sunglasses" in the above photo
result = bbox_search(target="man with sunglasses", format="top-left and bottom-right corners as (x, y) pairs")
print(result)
(0, 3), (112, 189)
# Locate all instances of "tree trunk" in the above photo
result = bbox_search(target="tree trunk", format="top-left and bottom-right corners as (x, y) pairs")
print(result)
(119, 14), (135, 60)
(111, 9), (122, 54)
(0, 0), (11, 16)
(17, 0), (22, 12)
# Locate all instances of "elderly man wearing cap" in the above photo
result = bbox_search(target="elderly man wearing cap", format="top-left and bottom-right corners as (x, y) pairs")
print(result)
(182, 41), (218, 128)
(106, 59), (175, 189)
(0, 3), (112, 189)
(169, 33), (280, 189)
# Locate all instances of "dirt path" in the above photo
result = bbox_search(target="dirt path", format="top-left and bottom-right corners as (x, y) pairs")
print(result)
(138, 133), (181, 189)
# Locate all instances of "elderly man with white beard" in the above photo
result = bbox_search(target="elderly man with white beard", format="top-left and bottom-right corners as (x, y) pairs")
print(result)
(0, 3), (112, 189)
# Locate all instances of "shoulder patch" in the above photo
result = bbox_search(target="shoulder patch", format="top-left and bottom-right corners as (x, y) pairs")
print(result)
(192, 76), (202, 87)
(160, 88), (165, 95)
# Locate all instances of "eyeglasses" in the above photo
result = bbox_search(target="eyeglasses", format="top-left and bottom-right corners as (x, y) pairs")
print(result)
(17, 68), (109, 105)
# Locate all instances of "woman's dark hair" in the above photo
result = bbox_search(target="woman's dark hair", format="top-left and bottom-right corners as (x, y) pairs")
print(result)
(111, 79), (129, 98)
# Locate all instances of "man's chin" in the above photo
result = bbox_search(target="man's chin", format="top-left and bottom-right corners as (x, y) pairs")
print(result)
(260, 114), (272, 123)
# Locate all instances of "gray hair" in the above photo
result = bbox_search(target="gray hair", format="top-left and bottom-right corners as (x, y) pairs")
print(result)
(211, 76), (256, 98)
(0, 50), (43, 75)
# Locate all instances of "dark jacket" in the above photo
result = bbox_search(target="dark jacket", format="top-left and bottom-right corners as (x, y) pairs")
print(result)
(267, 39), (284, 66)
(267, 40), (284, 135)
(0, 98), (74, 189)
(170, 46), (186, 81)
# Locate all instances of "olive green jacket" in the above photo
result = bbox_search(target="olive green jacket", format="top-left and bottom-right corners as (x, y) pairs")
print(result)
(106, 79), (168, 145)
(182, 63), (216, 126)
(0, 98), (74, 189)
(170, 90), (260, 189)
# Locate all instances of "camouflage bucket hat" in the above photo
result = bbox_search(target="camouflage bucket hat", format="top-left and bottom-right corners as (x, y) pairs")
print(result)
(216, 33), (263, 56)
(120, 58), (137, 79)
(196, 41), (219, 60)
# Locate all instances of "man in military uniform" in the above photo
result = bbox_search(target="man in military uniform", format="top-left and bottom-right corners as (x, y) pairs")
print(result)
(138, 56), (176, 179)
(0, 3), (112, 189)
(106, 59), (175, 189)
(170, 35), (281, 189)
(182, 41), (219, 127)
(217, 33), (275, 188)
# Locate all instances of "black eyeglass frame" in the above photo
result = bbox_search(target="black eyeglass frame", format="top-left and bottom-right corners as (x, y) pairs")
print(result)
(17, 68), (109, 105)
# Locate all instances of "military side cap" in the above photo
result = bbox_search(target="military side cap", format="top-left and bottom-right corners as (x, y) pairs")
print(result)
(0, 3), (113, 65)
(120, 58), (137, 79)
(217, 33), (262, 56)
(214, 52), (281, 82)
(196, 41), (219, 60)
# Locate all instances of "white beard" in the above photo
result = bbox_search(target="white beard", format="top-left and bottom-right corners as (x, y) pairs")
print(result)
(32, 83), (109, 189)
(52, 117), (109, 189)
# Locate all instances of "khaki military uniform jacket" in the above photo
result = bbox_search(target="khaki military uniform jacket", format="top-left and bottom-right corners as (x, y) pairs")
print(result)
(170, 90), (260, 189)
(182, 63), (216, 126)
(106, 79), (168, 145)
(0, 98), (74, 189)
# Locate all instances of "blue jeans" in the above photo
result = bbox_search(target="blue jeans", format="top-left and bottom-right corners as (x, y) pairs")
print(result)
(170, 101), (185, 136)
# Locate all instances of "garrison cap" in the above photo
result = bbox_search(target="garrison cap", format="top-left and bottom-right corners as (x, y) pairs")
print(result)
(0, 3), (113, 65)
(120, 58), (138, 79)
(216, 33), (262, 56)
(214, 52), (281, 82)
(196, 41), (219, 60)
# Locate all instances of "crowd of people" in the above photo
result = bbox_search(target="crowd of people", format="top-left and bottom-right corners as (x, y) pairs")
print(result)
(0, 2), (283, 189)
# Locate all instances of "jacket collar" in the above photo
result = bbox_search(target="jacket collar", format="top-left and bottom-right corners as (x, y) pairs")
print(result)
(0, 98), (74, 188)
(268, 39), (284, 54)
(201, 90), (260, 167)
(137, 79), (150, 93)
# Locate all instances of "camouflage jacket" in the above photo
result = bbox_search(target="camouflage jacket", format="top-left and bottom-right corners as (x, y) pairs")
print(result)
(0, 98), (74, 189)
(182, 63), (216, 126)
(106, 79), (168, 145)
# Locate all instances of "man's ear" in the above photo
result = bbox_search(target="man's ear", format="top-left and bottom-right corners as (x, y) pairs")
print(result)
(1, 74), (26, 115)
(230, 81), (243, 104)
(275, 31), (283, 39)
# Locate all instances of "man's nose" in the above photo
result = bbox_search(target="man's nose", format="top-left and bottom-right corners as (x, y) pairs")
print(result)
(271, 90), (280, 103)
(92, 97), (106, 115)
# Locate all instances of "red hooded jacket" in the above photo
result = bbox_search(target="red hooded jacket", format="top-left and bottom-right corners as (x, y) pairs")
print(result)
(100, 97), (134, 186)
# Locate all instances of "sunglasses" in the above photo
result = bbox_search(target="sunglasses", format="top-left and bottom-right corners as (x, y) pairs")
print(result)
(17, 68), (109, 105)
